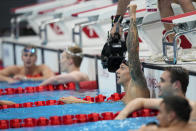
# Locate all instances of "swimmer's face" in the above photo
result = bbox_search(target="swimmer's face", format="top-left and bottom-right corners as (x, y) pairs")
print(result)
(116, 63), (131, 85)
(60, 51), (71, 72)
(22, 51), (37, 68)
(157, 102), (173, 127)
(157, 71), (173, 96)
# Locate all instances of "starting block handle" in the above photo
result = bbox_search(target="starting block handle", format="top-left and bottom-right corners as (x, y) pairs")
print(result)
(162, 28), (196, 64)
(162, 29), (177, 64)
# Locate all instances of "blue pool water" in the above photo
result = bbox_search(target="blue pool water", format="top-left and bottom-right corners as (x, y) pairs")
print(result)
(0, 81), (42, 89)
(7, 117), (157, 131)
(1, 102), (124, 120)
(0, 81), (98, 103)
(0, 81), (157, 131)
(0, 90), (98, 103)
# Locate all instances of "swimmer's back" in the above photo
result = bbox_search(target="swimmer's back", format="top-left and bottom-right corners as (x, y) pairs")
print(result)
(70, 71), (89, 82)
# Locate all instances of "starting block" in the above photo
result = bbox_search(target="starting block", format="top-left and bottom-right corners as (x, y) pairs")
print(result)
(161, 10), (196, 64)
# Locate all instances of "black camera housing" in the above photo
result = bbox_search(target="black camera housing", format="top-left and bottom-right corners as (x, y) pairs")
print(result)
(101, 32), (127, 72)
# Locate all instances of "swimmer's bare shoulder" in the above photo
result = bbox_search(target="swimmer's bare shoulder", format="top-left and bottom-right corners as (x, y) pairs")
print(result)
(38, 64), (51, 71)
(130, 84), (150, 98)
(167, 123), (196, 131)
(0, 65), (22, 76)
(187, 122), (196, 130)
(189, 101), (196, 121)
(38, 64), (54, 78)
(137, 125), (158, 131)
(137, 126), (184, 131)
(122, 85), (150, 105)
(82, 72), (89, 81)
(138, 122), (196, 131)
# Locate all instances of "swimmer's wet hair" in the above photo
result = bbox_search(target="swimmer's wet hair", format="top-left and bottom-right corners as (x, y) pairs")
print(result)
(65, 46), (83, 67)
(162, 95), (192, 122)
(164, 67), (189, 95)
(121, 59), (128, 66)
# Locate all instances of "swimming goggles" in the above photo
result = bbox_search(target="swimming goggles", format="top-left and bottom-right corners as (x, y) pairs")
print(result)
(23, 48), (36, 54)
(64, 48), (83, 57)
(121, 59), (128, 66)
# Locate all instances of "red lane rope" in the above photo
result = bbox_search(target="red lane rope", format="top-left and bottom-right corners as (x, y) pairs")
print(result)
(0, 109), (158, 129)
(0, 93), (124, 110)
(0, 81), (97, 96)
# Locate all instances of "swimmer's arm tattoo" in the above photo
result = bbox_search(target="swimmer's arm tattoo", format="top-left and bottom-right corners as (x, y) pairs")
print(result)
(126, 5), (147, 88)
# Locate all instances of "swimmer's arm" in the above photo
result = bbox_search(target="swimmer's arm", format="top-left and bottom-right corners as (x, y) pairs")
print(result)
(40, 74), (77, 86)
(115, 98), (162, 120)
(116, 0), (131, 16)
(69, 71), (89, 82)
(111, 0), (130, 35)
(127, 5), (148, 89)
(0, 66), (19, 82)
(0, 100), (16, 105)
(59, 96), (93, 104)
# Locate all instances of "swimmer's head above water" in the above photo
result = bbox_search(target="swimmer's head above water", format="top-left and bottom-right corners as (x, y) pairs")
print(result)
(116, 58), (131, 85)
(61, 46), (83, 72)
(157, 95), (192, 127)
(22, 45), (37, 55)
(157, 67), (189, 97)
(22, 45), (37, 68)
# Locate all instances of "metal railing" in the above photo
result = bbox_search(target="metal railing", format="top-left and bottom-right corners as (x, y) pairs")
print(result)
(10, 13), (32, 39)
(162, 23), (196, 64)
(1, 40), (98, 74)
(39, 17), (63, 45)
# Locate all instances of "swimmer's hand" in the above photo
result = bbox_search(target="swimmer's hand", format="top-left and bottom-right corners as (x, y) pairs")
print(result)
(110, 23), (123, 37)
(0, 100), (16, 105)
(7, 78), (20, 84)
(59, 96), (93, 104)
(13, 75), (26, 81)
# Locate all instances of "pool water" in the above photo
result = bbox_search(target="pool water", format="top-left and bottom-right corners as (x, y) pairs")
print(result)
(7, 117), (157, 131)
(1, 102), (125, 120)
(0, 81), (157, 131)
(0, 81), (42, 89)
(0, 81), (98, 103)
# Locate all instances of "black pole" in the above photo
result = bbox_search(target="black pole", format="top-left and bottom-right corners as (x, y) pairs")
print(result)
(116, 73), (121, 93)
(41, 48), (44, 64)
(58, 50), (61, 74)
(13, 44), (16, 65)
(95, 55), (99, 89)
